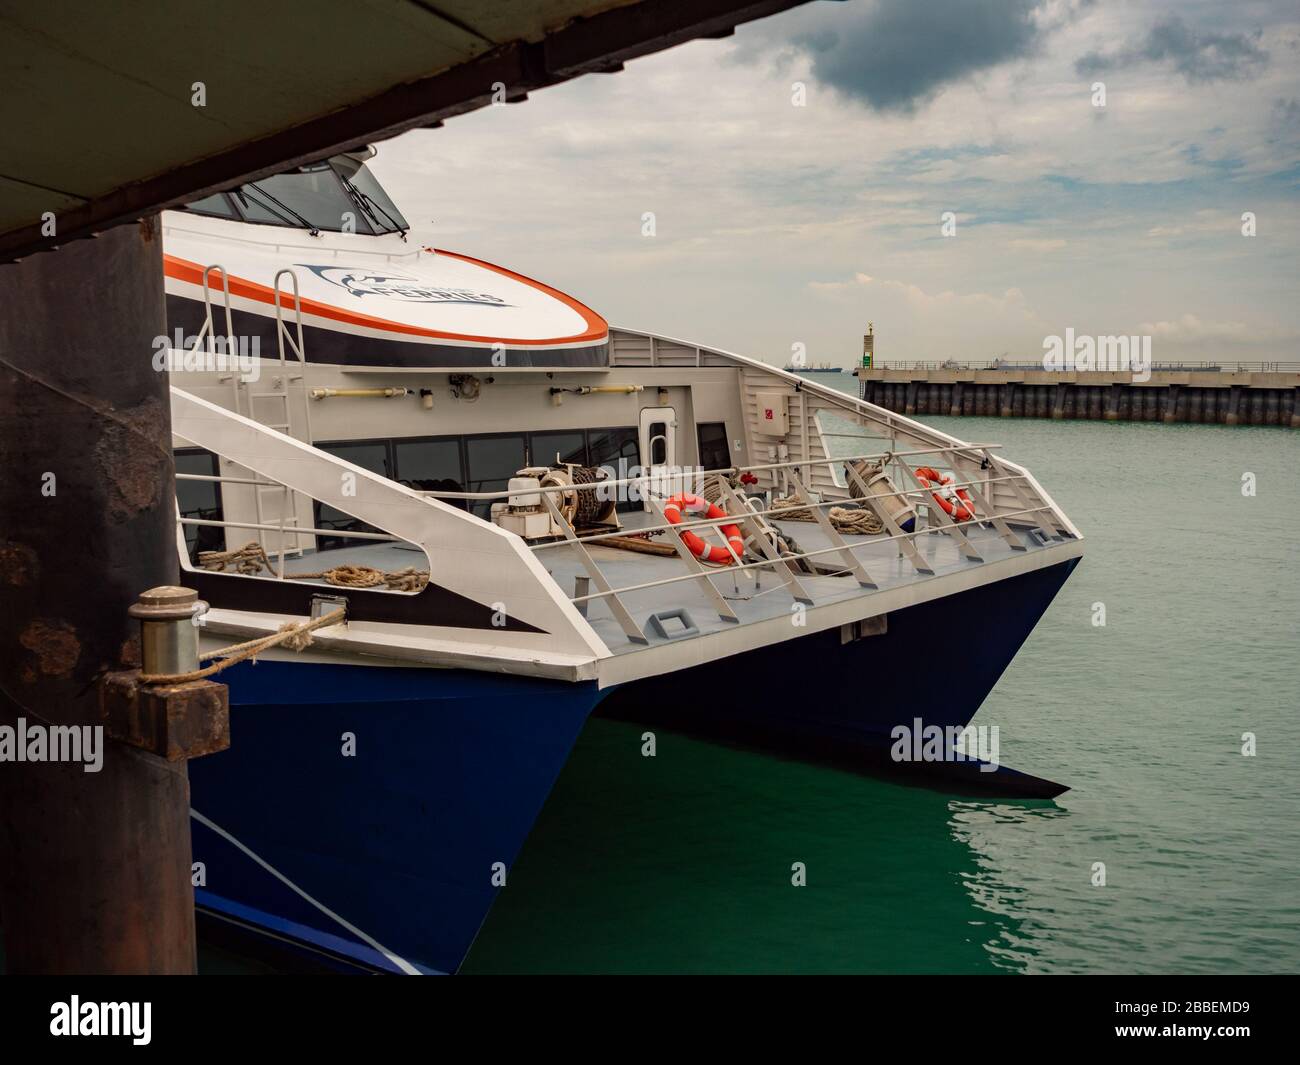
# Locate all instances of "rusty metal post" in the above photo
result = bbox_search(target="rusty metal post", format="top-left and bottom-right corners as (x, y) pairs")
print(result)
(0, 218), (215, 973)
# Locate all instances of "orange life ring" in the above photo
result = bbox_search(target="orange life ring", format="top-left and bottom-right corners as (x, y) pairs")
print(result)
(914, 466), (975, 522)
(663, 494), (744, 565)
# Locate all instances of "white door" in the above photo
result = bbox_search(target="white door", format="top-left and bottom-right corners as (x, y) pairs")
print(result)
(638, 406), (677, 510)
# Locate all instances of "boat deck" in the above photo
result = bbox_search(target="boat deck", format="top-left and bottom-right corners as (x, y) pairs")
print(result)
(276, 508), (1060, 657)
(547, 511), (1052, 655)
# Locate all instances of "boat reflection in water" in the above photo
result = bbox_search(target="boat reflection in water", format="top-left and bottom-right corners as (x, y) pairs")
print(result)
(464, 719), (1062, 974)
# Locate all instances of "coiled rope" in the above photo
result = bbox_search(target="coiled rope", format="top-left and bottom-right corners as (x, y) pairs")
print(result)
(770, 497), (884, 535)
(198, 541), (429, 592)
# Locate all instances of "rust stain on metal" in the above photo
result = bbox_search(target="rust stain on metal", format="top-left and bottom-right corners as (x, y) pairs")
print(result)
(94, 396), (169, 522)
(118, 633), (142, 669)
(0, 540), (38, 585)
(19, 618), (80, 677)
(99, 671), (230, 760)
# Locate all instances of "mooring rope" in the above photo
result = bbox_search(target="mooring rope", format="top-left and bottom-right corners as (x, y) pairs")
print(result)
(139, 606), (346, 685)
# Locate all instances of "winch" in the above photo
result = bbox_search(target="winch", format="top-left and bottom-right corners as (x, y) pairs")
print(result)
(491, 464), (620, 540)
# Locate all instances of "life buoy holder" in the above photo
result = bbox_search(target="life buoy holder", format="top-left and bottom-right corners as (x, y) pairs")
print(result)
(663, 494), (744, 565)
(914, 466), (976, 522)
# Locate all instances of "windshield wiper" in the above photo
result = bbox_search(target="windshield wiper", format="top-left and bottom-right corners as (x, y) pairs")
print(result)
(337, 173), (408, 239)
(239, 183), (320, 236)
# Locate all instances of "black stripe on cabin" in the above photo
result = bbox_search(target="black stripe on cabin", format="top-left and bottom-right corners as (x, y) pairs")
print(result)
(189, 569), (546, 634)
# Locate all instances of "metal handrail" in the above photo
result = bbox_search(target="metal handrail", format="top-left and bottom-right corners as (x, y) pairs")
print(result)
(569, 504), (1058, 605)
(506, 442), (1060, 621)
(200, 264), (235, 349)
(179, 517), (402, 543)
(414, 442), (1006, 502)
(273, 269), (307, 367)
(529, 471), (1030, 549)
(177, 472), (282, 488)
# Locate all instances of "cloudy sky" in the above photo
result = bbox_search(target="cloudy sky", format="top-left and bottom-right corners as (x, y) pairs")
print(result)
(372, 0), (1300, 367)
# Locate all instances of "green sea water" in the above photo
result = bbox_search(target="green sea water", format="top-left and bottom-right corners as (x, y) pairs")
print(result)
(462, 414), (1300, 974)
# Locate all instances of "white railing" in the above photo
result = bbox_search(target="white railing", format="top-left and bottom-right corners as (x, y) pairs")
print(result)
(606, 326), (1065, 517)
(170, 385), (608, 660)
(177, 432), (1068, 649)
(414, 442), (1070, 644)
(169, 320), (1081, 651)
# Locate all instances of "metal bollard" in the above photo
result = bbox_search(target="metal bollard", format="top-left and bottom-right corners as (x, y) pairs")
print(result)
(128, 586), (204, 676)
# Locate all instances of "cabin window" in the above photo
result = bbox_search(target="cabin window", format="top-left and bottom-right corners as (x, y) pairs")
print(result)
(587, 426), (639, 469)
(530, 431), (587, 468)
(587, 426), (640, 513)
(334, 156), (408, 234)
(246, 167), (367, 231)
(226, 186), (293, 226)
(314, 441), (391, 551)
(304, 427), (643, 526)
(186, 158), (409, 235)
(697, 422), (730, 473)
(647, 421), (669, 466)
(465, 434), (528, 517)
(174, 449), (225, 564)
(184, 193), (238, 220)
(394, 437), (466, 510)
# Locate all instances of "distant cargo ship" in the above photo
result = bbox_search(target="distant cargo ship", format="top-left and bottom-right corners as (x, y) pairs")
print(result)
(783, 363), (845, 374)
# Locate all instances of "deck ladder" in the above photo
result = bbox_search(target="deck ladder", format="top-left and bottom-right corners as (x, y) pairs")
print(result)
(195, 264), (315, 564)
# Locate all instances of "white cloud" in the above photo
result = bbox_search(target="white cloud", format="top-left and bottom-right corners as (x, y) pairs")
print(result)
(368, 0), (1300, 365)
(1009, 238), (1067, 251)
(1140, 314), (1299, 343)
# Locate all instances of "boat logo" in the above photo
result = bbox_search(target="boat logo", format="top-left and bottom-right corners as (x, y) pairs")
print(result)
(298, 265), (511, 306)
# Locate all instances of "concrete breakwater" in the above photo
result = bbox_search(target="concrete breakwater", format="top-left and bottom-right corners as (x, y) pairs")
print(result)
(856, 368), (1300, 427)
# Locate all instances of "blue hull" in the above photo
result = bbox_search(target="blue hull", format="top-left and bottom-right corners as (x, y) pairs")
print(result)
(598, 557), (1079, 795)
(189, 667), (602, 974)
(601, 558), (1079, 743)
(189, 558), (1077, 972)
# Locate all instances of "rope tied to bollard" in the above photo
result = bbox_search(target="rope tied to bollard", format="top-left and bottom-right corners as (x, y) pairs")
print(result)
(138, 606), (346, 685)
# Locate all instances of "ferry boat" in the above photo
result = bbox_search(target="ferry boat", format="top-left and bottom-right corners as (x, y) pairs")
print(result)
(162, 149), (1083, 974)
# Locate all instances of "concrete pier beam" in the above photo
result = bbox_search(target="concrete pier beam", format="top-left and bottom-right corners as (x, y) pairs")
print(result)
(1051, 385), (1068, 419)
(1225, 385), (1242, 425)
(1163, 385), (1180, 423)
